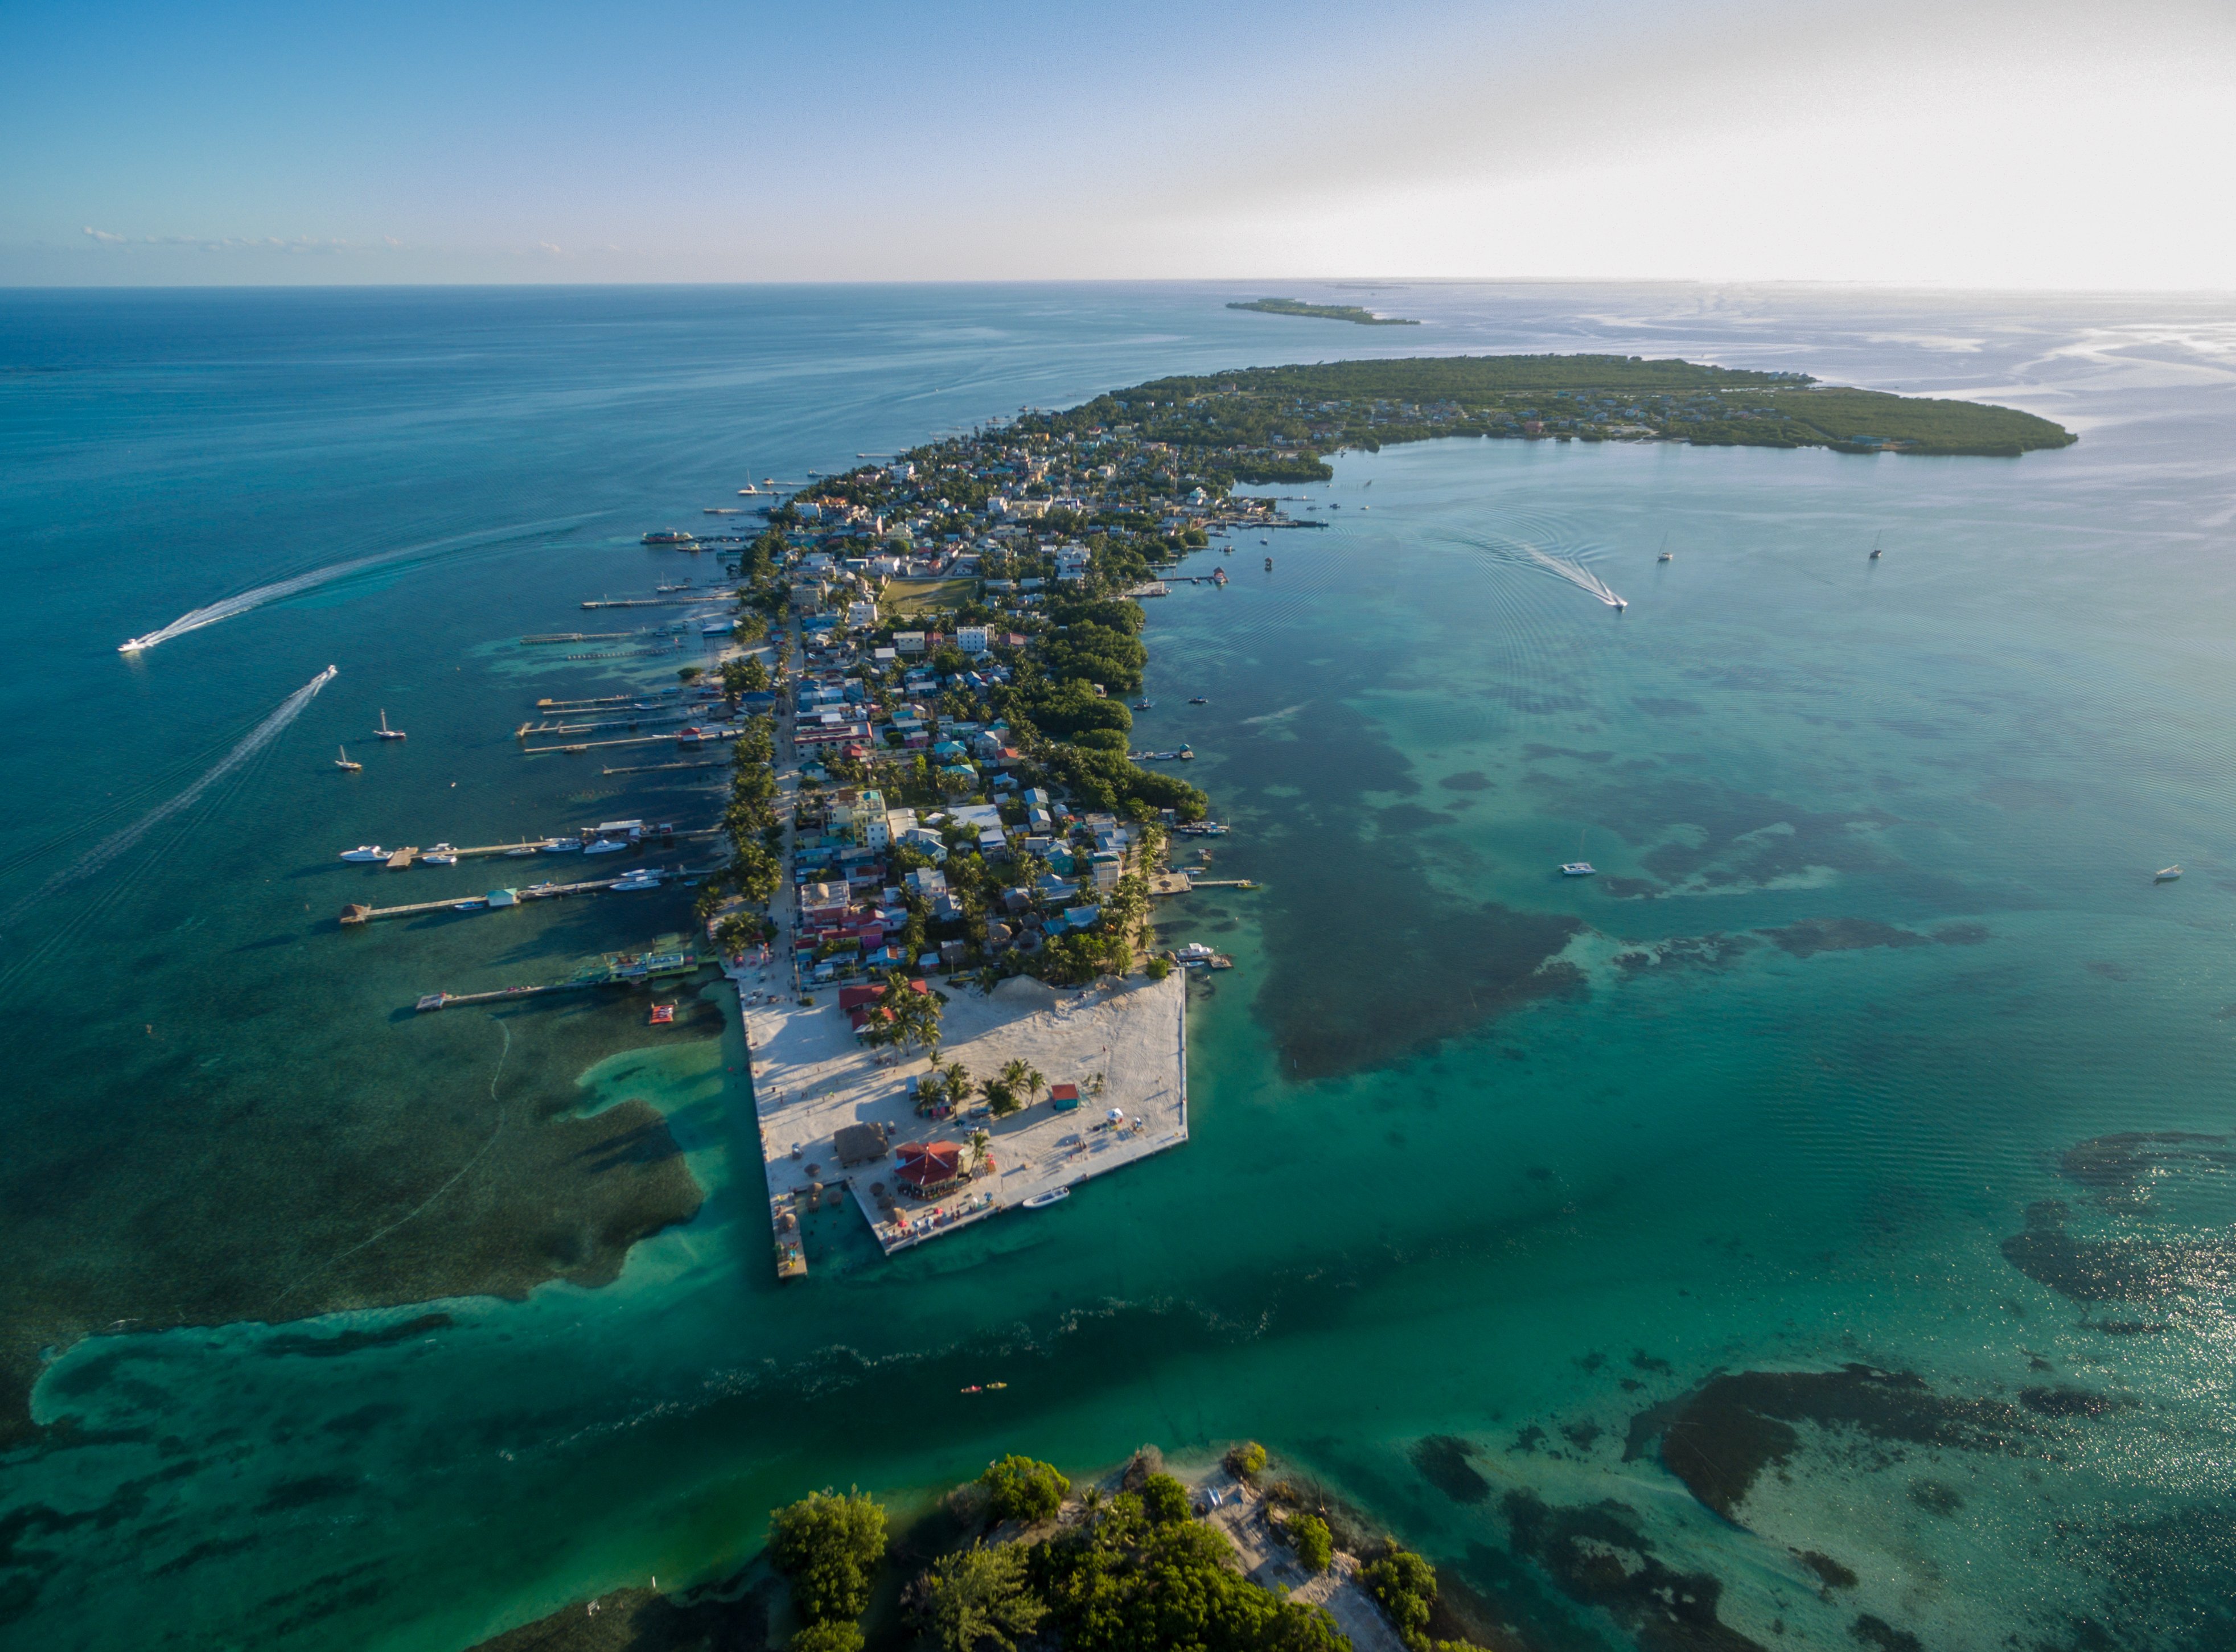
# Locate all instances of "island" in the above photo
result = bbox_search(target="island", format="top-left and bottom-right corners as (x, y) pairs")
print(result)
(1227, 297), (1420, 326)
(689, 353), (2071, 1278)
(471, 1443), (1483, 1652)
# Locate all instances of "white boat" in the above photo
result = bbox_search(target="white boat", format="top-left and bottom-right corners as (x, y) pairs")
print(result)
(339, 845), (387, 862)
(2156, 865), (2184, 882)
(423, 844), (459, 866)
(504, 844), (538, 857)
(334, 745), (362, 772)
(1021, 1187), (1071, 1210)
(374, 709), (406, 741)
(582, 837), (630, 854)
(452, 899), (485, 911)
(540, 839), (582, 853)
(1561, 862), (1597, 877)
(611, 873), (660, 891)
(118, 634), (158, 654)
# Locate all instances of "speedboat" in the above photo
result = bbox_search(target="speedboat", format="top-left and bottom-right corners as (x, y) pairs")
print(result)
(452, 899), (485, 911)
(334, 745), (362, 772)
(1133, 698), (1154, 710)
(504, 844), (537, 857)
(423, 844), (459, 866)
(1561, 862), (1597, 877)
(649, 1004), (676, 1024)
(118, 634), (158, 654)
(583, 837), (630, 854)
(611, 872), (660, 890)
(374, 709), (406, 741)
(338, 845), (387, 862)
(2156, 865), (2184, 882)
(1022, 1187), (1070, 1210)
(1612, 599), (1627, 611)
(1189, 696), (1209, 705)
(1658, 551), (1673, 562)
(540, 839), (582, 853)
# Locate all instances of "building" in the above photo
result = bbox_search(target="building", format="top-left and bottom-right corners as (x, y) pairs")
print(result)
(852, 789), (889, 850)
(894, 1140), (968, 1197)
(956, 624), (990, 655)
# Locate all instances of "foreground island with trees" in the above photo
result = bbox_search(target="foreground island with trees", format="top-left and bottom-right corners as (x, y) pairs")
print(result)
(470, 1445), (1489, 1652)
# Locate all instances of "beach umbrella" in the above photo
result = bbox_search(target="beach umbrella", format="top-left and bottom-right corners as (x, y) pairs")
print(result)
(1107, 1108), (1124, 1124)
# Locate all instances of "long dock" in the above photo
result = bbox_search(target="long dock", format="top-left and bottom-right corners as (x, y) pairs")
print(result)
(341, 874), (636, 924)
(523, 730), (737, 755)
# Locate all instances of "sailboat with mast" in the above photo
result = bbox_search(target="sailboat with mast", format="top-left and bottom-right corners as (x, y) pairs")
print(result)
(1560, 826), (1596, 877)
(1657, 532), (1673, 563)
(374, 709), (405, 741)
(334, 745), (362, 772)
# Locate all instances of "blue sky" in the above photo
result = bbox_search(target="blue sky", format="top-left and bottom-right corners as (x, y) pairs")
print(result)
(6, 0), (2232, 286)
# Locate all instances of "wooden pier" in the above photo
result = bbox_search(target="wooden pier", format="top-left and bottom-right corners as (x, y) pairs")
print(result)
(522, 729), (736, 755)
(341, 874), (634, 924)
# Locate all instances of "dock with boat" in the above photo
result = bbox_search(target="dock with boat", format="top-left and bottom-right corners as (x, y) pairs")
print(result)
(411, 934), (706, 1010)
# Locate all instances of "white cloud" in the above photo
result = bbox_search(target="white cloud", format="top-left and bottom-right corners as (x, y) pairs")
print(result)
(81, 226), (126, 243)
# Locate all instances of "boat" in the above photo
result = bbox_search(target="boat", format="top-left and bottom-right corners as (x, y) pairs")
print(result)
(1869, 532), (1884, 560)
(2156, 865), (2184, 882)
(1264, 556), (1273, 570)
(1561, 862), (1597, 877)
(1211, 566), (1228, 586)
(540, 839), (582, 853)
(737, 484), (759, 496)
(1178, 745), (1194, 761)
(611, 872), (660, 890)
(960, 1385), (982, 1395)
(1133, 698), (1155, 710)
(1612, 598), (1627, 611)
(334, 745), (361, 772)
(1022, 1187), (1071, 1210)
(118, 634), (158, 654)
(423, 844), (459, 866)
(504, 843), (538, 857)
(582, 837), (630, 855)
(642, 529), (697, 546)
(648, 1004), (676, 1024)
(374, 709), (406, 741)
(338, 845), (387, 862)
(451, 899), (485, 912)
(1189, 696), (1209, 705)
(702, 507), (742, 515)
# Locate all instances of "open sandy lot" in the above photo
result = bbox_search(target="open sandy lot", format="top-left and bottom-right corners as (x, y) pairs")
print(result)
(734, 967), (1186, 1263)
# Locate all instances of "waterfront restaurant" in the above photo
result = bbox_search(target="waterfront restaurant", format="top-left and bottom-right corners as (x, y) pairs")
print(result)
(894, 1140), (967, 1198)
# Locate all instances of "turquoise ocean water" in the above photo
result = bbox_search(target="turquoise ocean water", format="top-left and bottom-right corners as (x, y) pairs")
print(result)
(3, 285), (2235, 1649)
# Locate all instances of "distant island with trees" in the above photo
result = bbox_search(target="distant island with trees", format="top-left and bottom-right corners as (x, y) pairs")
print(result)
(1053, 352), (2077, 467)
(1227, 298), (1420, 326)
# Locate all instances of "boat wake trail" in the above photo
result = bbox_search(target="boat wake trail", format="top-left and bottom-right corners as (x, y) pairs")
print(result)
(1, 667), (337, 927)
(1518, 545), (1627, 609)
(117, 515), (591, 654)
(1440, 528), (1628, 611)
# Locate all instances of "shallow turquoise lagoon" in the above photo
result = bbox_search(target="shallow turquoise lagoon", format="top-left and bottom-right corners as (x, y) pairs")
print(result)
(2, 285), (2233, 1649)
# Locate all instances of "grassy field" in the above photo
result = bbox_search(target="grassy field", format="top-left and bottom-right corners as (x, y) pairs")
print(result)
(882, 577), (977, 619)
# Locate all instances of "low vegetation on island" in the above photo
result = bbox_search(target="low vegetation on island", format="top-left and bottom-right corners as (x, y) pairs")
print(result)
(1227, 298), (1420, 326)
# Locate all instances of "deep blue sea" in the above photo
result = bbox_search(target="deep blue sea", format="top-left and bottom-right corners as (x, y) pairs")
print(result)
(4, 283), (2236, 1650)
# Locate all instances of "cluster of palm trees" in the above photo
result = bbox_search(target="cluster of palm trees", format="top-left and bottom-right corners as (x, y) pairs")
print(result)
(909, 1049), (1046, 1121)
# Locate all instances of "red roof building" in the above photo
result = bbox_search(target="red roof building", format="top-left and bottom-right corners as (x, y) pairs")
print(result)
(894, 1140), (967, 1196)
